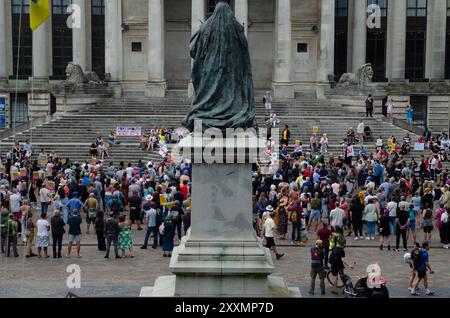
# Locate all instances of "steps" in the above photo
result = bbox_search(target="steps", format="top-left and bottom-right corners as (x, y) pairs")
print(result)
(0, 91), (439, 167)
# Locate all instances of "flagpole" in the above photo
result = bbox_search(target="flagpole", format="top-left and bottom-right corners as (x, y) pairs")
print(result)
(12, 0), (24, 154)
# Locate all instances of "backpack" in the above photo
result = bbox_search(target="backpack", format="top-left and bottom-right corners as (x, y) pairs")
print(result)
(311, 247), (322, 263)
(411, 249), (423, 269)
(263, 96), (267, 104)
(329, 248), (340, 266)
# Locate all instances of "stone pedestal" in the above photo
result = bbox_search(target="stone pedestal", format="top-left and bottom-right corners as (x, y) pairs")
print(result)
(51, 83), (113, 113)
(144, 132), (299, 297)
(145, 80), (167, 98)
(272, 82), (294, 100)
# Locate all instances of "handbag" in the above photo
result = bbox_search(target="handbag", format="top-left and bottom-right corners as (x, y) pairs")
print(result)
(159, 223), (165, 235)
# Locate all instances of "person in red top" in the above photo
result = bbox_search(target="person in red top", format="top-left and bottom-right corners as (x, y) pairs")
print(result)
(317, 222), (332, 267)
(180, 179), (189, 199)
(303, 167), (312, 179)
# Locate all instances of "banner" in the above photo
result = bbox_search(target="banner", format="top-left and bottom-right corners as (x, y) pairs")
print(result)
(116, 127), (141, 137)
(0, 96), (6, 129)
(414, 143), (425, 151)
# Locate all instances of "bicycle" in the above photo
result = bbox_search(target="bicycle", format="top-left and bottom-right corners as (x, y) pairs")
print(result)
(326, 264), (356, 297)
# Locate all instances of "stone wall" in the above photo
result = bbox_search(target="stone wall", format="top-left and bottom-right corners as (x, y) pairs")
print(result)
(428, 95), (450, 134)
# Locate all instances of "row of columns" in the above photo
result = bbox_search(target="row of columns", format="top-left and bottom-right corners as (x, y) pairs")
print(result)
(0, 0), (448, 93)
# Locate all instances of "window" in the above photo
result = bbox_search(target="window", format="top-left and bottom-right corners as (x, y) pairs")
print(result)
(52, 0), (72, 79)
(92, 0), (105, 79)
(12, 0), (30, 14)
(335, 0), (348, 17)
(405, 31), (426, 79)
(297, 43), (308, 53)
(407, 0), (427, 17)
(92, 0), (105, 16)
(410, 95), (427, 127)
(11, 0), (32, 78)
(368, 0), (387, 17)
(10, 93), (28, 125)
(52, 0), (71, 15)
(132, 42), (142, 52)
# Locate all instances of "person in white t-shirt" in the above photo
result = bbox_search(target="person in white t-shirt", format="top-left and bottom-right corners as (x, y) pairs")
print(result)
(36, 213), (50, 258)
(386, 200), (398, 235)
(263, 208), (284, 260)
(329, 202), (345, 230)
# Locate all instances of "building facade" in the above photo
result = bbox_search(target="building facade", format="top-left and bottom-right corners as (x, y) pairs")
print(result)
(0, 0), (449, 127)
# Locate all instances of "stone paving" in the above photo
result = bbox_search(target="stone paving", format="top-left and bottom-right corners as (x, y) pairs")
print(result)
(1, 221), (449, 298)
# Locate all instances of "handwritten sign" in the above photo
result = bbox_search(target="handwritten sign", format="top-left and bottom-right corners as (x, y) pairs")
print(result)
(414, 143), (425, 151)
(47, 181), (55, 191)
(20, 168), (27, 177)
(12, 171), (19, 180)
(33, 171), (40, 180)
(116, 127), (141, 137)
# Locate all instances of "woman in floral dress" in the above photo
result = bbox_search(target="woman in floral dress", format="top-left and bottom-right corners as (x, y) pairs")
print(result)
(118, 215), (134, 258)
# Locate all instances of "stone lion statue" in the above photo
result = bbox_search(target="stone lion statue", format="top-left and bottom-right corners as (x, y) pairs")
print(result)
(336, 63), (374, 88)
(63, 62), (102, 85)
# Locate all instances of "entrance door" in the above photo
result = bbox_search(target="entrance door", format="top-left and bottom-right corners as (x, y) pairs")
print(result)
(123, 37), (148, 82)
(410, 95), (428, 127)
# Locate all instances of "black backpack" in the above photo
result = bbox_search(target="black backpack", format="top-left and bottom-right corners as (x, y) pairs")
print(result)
(411, 249), (423, 269)
(329, 248), (340, 266)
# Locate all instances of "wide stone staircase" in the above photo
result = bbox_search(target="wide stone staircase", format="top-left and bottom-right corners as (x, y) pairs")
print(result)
(0, 90), (437, 167)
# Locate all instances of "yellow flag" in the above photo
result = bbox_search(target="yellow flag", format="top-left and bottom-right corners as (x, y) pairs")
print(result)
(30, 0), (51, 31)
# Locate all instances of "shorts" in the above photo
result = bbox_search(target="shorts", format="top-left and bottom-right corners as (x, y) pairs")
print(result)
(68, 234), (82, 242)
(86, 217), (96, 224)
(130, 210), (141, 221)
(310, 209), (321, 220)
(265, 237), (275, 248)
(331, 265), (342, 276)
(409, 221), (416, 232)
(407, 118), (413, 124)
(265, 103), (272, 110)
(423, 226), (433, 233)
(417, 270), (427, 279)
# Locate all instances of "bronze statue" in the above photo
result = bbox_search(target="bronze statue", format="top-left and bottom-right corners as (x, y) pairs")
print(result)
(182, 0), (256, 132)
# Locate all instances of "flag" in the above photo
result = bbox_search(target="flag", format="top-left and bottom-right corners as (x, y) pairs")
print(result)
(30, 0), (51, 31)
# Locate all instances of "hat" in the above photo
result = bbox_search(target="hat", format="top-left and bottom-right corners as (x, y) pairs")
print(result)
(265, 205), (274, 212)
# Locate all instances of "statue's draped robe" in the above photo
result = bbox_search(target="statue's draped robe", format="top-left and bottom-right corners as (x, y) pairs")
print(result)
(182, 2), (256, 132)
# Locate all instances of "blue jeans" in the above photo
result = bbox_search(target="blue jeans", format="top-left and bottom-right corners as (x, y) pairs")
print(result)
(41, 202), (49, 215)
(143, 226), (158, 248)
(366, 221), (376, 238)
(389, 217), (396, 235)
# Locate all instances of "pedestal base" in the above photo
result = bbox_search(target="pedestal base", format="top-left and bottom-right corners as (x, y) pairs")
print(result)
(141, 275), (302, 298)
(145, 80), (167, 98)
(187, 81), (195, 99)
(272, 82), (294, 100)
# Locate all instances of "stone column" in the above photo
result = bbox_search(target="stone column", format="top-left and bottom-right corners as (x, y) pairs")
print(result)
(71, 0), (87, 71)
(105, 0), (122, 96)
(272, 0), (294, 100)
(234, 0), (248, 37)
(316, 0), (335, 99)
(387, 0), (406, 81)
(145, 0), (167, 98)
(0, 0), (7, 80)
(426, 0), (447, 81)
(188, 0), (206, 98)
(352, 0), (366, 72)
(32, 20), (50, 80)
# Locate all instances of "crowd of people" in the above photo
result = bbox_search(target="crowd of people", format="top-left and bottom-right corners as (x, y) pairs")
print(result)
(0, 136), (193, 260)
(1, 94), (448, 297)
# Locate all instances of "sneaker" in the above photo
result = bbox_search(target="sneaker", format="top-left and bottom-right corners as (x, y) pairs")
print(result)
(308, 291), (314, 296)
(380, 245), (383, 251)
(388, 245), (391, 251)
(426, 290), (435, 296)
(408, 287), (413, 292)
(371, 237), (375, 241)
(403, 248), (408, 252)
(115, 255), (121, 259)
(276, 253), (285, 260)
(366, 237), (371, 240)
(411, 291), (420, 296)
(354, 237), (359, 241)
(104, 255), (109, 259)
(140, 246), (147, 250)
